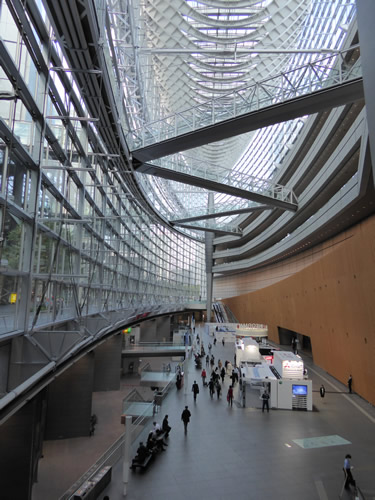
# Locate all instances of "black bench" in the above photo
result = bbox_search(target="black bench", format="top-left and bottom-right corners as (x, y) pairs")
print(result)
(155, 431), (168, 445)
(131, 431), (169, 472)
(131, 452), (153, 471)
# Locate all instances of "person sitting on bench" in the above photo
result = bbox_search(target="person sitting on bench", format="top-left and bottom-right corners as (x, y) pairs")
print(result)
(152, 421), (162, 436)
(162, 415), (171, 437)
(147, 430), (165, 452)
(132, 442), (151, 467)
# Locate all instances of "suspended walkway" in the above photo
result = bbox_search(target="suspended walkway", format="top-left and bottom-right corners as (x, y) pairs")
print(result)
(129, 46), (362, 162)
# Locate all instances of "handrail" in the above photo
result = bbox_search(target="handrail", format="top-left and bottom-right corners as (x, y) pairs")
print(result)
(127, 46), (361, 150)
(145, 155), (298, 207)
(122, 342), (186, 353)
(128, 342), (185, 346)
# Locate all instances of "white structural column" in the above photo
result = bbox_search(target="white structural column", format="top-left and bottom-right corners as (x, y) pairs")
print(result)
(122, 415), (132, 496)
(205, 193), (215, 322)
(184, 343), (189, 396)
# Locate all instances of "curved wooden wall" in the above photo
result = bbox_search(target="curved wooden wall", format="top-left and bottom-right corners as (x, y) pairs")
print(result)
(221, 215), (375, 405)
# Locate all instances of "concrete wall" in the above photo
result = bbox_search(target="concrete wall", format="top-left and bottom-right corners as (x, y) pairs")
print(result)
(222, 215), (375, 405)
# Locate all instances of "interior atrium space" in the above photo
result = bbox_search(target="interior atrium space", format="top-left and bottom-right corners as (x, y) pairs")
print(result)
(0, 0), (374, 498)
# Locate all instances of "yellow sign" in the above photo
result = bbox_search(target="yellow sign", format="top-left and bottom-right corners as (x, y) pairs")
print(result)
(10, 293), (17, 304)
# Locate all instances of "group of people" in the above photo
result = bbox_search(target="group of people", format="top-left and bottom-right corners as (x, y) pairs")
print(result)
(198, 332), (240, 406)
(204, 363), (239, 385)
(131, 416), (171, 468)
(196, 365), (236, 406)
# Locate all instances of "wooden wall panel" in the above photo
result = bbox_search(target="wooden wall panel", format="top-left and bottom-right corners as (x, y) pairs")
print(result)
(213, 231), (348, 298)
(222, 215), (375, 405)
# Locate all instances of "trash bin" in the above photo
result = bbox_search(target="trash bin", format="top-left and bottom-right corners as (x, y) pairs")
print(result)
(154, 392), (163, 406)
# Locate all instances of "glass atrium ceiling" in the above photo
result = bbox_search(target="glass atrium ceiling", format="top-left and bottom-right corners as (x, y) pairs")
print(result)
(107, 0), (357, 239)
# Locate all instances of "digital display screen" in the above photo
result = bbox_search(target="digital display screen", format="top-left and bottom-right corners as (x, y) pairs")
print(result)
(292, 385), (307, 396)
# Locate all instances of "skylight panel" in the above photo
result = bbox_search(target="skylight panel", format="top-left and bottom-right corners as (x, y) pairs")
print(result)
(118, 0), (357, 229)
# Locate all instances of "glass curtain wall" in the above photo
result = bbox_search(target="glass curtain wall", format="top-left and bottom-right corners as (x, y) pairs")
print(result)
(0, 1), (206, 338)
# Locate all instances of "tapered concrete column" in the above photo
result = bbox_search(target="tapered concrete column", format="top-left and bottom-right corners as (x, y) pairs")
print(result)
(93, 334), (122, 391)
(140, 316), (171, 342)
(0, 393), (45, 500)
(44, 354), (94, 439)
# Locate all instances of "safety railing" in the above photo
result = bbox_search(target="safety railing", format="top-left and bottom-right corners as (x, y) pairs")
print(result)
(122, 341), (186, 352)
(146, 154), (298, 207)
(127, 46), (361, 150)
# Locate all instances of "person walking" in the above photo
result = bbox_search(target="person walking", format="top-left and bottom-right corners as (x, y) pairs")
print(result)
(216, 380), (221, 399)
(348, 375), (353, 394)
(220, 367), (225, 383)
(208, 378), (215, 398)
(176, 371), (182, 390)
(343, 454), (355, 489)
(213, 337), (217, 346)
(205, 354), (209, 366)
(320, 385), (326, 398)
(261, 390), (270, 413)
(181, 406), (191, 434)
(200, 343), (205, 357)
(222, 338), (225, 347)
(201, 368), (207, 386)
(218, 359), (222, 370)
(227, 385), (234, 407)
(192, 380), (200, 402)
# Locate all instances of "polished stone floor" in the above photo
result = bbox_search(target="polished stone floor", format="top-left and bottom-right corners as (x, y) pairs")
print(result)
(33, 324), (375, 500)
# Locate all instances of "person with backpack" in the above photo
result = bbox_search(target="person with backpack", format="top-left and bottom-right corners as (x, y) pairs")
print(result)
(181, 406), (191, 434)
(192, 380), (200, 402)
